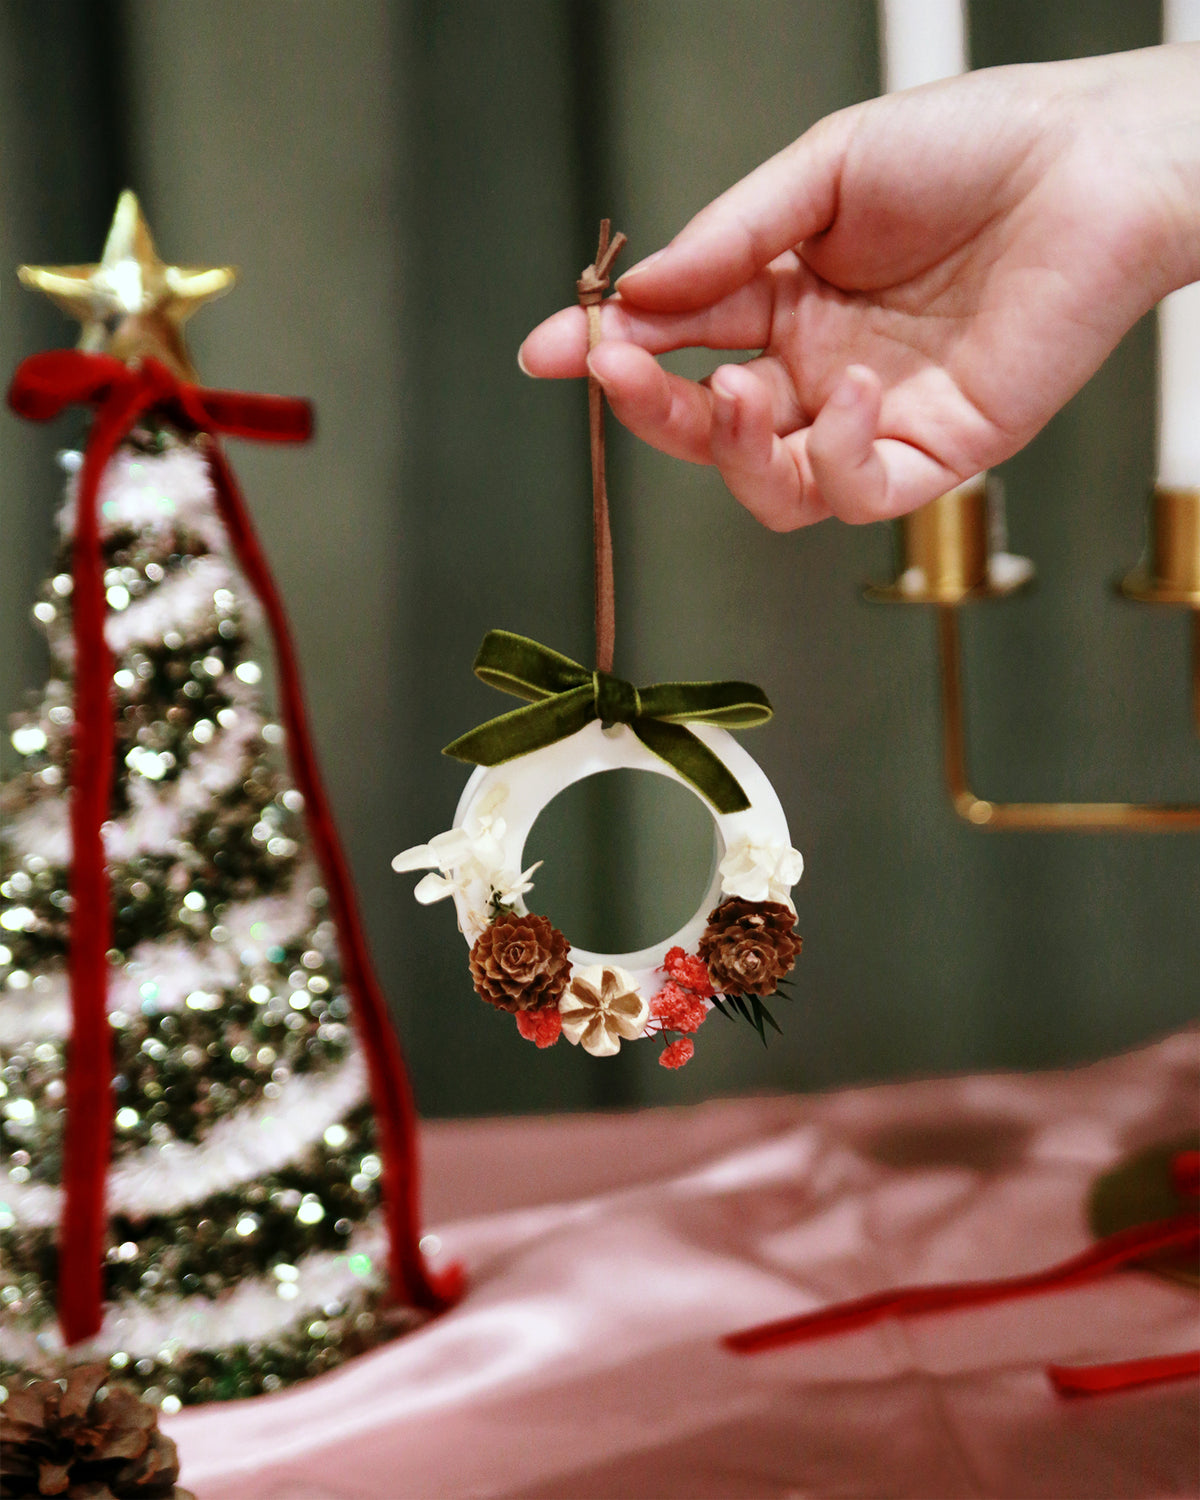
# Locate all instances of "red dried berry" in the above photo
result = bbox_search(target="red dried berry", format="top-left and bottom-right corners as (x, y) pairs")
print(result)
(515, 1007), (563, 1048)
(651, 982), (708, 1034)
(663, 947), (714, 998)
(659, 1037), (695, 1069)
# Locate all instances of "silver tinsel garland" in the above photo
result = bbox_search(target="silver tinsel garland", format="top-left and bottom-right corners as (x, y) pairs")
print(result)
(1, 435), (421, 1408)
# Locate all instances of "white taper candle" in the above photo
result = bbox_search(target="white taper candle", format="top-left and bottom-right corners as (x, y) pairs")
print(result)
(880, 0), (967, 93)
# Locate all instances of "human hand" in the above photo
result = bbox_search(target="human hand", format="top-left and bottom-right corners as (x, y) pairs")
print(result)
(520, 46), (1200, 529)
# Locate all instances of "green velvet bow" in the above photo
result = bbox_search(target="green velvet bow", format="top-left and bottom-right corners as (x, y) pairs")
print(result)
(443, 630), (773, 813)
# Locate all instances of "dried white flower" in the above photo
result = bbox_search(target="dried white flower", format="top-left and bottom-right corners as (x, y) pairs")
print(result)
(718, 836), (804, 907)
(490, 862), (542, 908)
(392, 786), (541, 937)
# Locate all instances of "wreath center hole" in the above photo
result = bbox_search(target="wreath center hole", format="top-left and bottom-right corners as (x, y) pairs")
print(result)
(523, 769), (718, 955)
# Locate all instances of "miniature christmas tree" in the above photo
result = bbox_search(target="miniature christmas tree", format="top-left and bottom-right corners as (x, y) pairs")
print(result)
(0, 194), (445, 1408)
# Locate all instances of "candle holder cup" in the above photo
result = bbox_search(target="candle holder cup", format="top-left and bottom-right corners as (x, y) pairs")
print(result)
(1120, 486), (1200, 606)
(864, 475), (1033, 604)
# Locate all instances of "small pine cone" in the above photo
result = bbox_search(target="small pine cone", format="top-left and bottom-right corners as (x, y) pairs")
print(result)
(698, 897), (801, 997)
(0, 1364), (192, 1498)
(469, 912), (571, 1014)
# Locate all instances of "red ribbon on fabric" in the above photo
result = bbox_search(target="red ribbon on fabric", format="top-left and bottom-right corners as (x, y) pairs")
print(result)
(1047, 1348), (1200, 1396)
(1171, 1150), (1200, 1198)
(9, 350), (458, 1345)
(723, 1211), (1199, 1361)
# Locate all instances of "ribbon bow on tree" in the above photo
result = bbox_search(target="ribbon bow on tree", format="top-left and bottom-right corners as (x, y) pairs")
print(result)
(444, 630), (773, 813)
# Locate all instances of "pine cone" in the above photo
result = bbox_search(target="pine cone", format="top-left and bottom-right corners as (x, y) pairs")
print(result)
(698, 897), (801, 997)
(0, 1365), (192, 1499)
(469, 912), (571, 1013)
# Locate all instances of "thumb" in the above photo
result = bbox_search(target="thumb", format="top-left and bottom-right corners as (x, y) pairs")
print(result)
(616, 113), (849, 314)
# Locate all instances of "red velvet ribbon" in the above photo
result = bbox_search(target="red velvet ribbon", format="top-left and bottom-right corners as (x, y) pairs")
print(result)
(9, 351), (458, 1345)
(724, 1213), (1198, 1353)
(1171, 1149), (1200, 1198)
(1047, 1349), (1200, 1396)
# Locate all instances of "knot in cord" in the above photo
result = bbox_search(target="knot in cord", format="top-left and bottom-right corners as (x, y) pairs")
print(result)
(575, 266), (608, 307)
(576, 224), (628, 310)
(592, 670), (641, 727)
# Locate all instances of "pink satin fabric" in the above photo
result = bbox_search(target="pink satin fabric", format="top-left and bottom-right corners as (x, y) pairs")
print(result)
(168, 1030), (1200, 1499)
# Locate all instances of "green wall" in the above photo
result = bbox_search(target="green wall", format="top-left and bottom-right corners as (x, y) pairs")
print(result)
(1, 0), (1194, 1117)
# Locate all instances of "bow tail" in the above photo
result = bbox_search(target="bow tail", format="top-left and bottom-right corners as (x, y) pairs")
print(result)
(58, 382), (163, 1345)
(205, 440), (457, 1313)
(632, 718), (752, 814)
(444, 684), (596, 765)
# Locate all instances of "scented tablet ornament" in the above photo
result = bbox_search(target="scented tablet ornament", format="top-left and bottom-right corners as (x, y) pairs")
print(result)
(394, 225), (803, 1067)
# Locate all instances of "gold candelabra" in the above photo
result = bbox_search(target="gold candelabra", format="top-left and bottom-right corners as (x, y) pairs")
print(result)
(866, 480), (1200, 831)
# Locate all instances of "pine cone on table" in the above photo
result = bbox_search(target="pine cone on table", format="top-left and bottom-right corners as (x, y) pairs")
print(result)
(0, 1365), (192, 1498)
(468, 911), (571, 1013)
(698, 897), (801, 997)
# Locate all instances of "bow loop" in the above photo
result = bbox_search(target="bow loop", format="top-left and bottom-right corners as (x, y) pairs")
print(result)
(444, 630), (772, 814)
(8, 350), (132, 421)
(593, 671), (641, 725)
(8, 349), (313, 446)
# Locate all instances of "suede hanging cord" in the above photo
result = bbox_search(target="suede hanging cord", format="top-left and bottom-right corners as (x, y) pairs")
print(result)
(445, 221), (776, 814)
(576, 220), (626, 675)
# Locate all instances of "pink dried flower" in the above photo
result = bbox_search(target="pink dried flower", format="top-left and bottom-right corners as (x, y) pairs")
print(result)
(663, 947), (714, 998)
(516, 1007), (562, 1048)
(651, 982), (708, 1034)
(659, 1037), (695, 1069)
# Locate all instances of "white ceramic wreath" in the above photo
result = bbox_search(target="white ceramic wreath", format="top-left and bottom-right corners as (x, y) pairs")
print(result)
(395, 719), (803, 1067)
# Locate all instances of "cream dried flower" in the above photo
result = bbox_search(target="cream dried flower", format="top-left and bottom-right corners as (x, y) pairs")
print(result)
(393, 787), (509, 884)
(718, 835), (804, 908)
(392, 786), (540, 935)
(559, 965), (649, 1057)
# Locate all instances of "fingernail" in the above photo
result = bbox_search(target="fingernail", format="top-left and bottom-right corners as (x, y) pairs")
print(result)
(710, 381), (735, 426)
(517, 345), (533, 377)
(585, 352), (614, 390)
(616, 247), (665, 283)
(828, 372), (861, 409)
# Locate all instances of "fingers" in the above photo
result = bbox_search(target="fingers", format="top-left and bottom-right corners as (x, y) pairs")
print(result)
(614, 114), (850, 313)
(518, 307), (587, 377)
(555, 339), (964, 531)
(584, 343), (802, 473)
(804, 366), (887, 523)
(586, 342), (715, 464)
(592, 352), (964, 530)
(518, 278), (776, 378)
(804, 366), (961, 525)
(707, 364), (829, 530)
(582, 346), (827, 530)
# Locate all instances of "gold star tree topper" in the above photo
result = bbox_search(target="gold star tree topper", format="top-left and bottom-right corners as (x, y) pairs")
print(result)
(18, 190), (235, 380)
